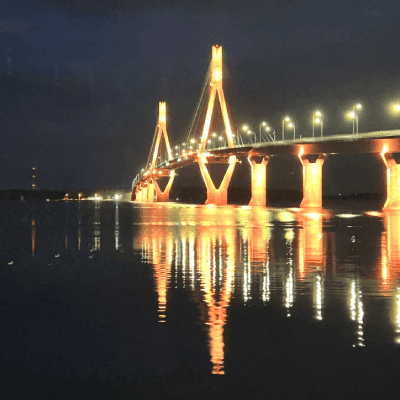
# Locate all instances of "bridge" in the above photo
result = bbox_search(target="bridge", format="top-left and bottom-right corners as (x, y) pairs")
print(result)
(132, 45), (400, 209)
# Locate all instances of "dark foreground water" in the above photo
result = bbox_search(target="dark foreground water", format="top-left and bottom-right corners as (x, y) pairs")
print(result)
(1, 200), (400, 398)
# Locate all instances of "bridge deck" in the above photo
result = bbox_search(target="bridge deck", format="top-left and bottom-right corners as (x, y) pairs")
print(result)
(133, 129), (400, 187)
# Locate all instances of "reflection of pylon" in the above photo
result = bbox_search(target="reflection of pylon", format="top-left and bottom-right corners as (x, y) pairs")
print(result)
(198, 46), (236, 205)
(196, 205), (236, 374)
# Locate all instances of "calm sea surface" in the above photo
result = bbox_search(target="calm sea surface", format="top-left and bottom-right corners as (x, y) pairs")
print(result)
(2, 200), (400, 397)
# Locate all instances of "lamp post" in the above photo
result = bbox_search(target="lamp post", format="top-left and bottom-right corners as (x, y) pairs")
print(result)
(315, 117), (323, 137)
(312, 111), (322, 138)
(237, 125), (249, 146)
(348, 103), (362, 134)
(211, 132), (217, 149)
(287, 122), (295, 139)
(259, 121), (267, 143)
(246, 130), (256, 144)
(282, 116), (291, 141)
(260, 121), (274, 142)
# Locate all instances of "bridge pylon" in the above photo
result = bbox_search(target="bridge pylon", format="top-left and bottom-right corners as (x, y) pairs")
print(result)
(198, 45), (236, 205)
(135, 102), (175, 202)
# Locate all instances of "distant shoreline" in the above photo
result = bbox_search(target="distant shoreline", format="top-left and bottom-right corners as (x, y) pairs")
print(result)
(0, 189), (385, 209)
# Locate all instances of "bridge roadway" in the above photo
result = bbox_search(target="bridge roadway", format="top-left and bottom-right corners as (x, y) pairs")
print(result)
(133, 129), (400, 184)
(133, 128), (400, 209)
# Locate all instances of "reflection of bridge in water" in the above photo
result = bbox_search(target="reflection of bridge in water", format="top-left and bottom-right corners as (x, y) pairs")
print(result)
(131, 204), (400, 373)
(132, 45), (400, 210)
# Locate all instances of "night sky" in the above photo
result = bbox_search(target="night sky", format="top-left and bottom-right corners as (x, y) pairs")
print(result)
(2, 0), (400, 194)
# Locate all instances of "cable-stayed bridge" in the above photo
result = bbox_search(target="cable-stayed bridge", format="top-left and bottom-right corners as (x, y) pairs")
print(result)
(132, 45), (400, 209)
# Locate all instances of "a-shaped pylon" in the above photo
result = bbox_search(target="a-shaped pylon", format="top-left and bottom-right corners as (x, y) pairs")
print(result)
(198, 46), (236, 205)
(200, 46), (235, 151)
(148, 101), (173, 169)
(141, 102), (175, 202)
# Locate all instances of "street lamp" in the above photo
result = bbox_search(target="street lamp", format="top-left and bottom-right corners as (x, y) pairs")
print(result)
(246, 130), (256, 144)
(259, 121), (267, 143)
(315, 116), (323, 137)
(312, 111), (323, 138)
(218, 136), (224, 148)
(236, 125), (248, 146)
(287, 122), (295, 139)
(282, 116), (291, 141)
(348, 103), (362, 134)
(261, 122), (275, 142)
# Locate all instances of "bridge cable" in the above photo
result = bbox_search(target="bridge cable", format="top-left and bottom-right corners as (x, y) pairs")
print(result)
(185, 65), (211, 143)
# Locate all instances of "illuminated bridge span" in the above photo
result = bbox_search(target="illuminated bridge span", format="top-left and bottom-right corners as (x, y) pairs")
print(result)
(132, 45), (400, 209)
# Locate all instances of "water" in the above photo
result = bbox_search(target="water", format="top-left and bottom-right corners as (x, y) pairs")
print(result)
(2, 200), (400, 397)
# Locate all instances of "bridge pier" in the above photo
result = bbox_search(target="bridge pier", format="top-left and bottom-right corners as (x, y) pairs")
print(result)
(248, 156), (270, 206)
(135, 187), (142, 202)
(141, 185), (148, 202)
(198, 154), (237, 205)
(153, 172), (175, 202)
(382, 153), (400, 210)
(299, 154), (326, 208)
(147, 180), (155, 202)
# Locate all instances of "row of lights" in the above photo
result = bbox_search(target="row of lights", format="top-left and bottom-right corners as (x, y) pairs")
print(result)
(136, 101), (400, 183)
(239, 103), (363, 142)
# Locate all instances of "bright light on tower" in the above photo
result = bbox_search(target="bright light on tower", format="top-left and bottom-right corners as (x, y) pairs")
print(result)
(159, 102), (166, 123)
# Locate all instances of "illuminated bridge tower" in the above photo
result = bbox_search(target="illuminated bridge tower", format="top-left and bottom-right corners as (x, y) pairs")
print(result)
(198, 45), (237, 205)
(136, 102), (175, 202)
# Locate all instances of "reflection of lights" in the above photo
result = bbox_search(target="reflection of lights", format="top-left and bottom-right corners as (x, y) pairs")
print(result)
(114, 203), (119, 250)
(393, 287), (400, 344)
(337, 213), (362, 219)
(306, 212), (321, 221)
(276, 210), (295, 223)
(350, 279), (365, 347)
(314, 274), (323, 321)
(189, 236), (195, 290)
(350, 280), (357, 321)
(285, 267), (294, 317)
(285, 228), (295, 242)
(262, 259), (270, 303)
(182, 238), (187, 287)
